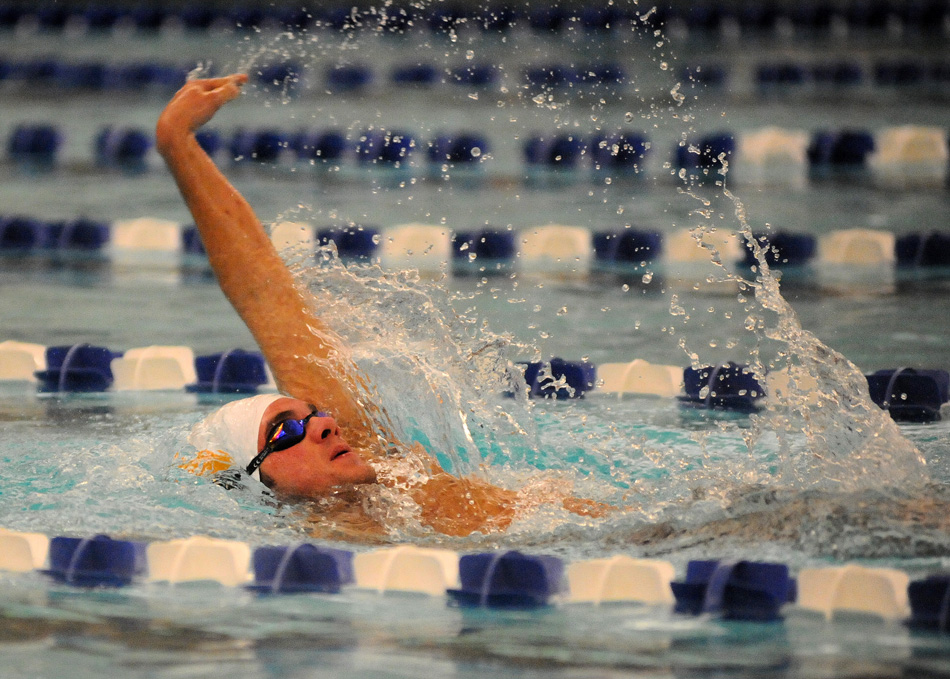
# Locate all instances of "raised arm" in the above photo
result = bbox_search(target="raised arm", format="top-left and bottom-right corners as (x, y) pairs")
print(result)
(155, 75), (369, 431)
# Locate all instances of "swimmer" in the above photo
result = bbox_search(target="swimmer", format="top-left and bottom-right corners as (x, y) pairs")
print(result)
(158, 74), (607, 537)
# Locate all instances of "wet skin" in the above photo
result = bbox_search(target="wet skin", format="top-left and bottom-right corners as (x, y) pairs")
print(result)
(256, 397), (378, 498)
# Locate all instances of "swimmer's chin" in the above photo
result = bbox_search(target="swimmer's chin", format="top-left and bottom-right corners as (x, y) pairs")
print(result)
(270, 469), (379, 502)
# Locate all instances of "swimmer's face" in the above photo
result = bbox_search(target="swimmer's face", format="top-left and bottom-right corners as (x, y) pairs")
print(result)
(256, 397), (376, 497)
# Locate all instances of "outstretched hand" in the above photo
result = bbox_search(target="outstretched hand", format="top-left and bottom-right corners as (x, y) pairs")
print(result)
(156, 74), (247, 150)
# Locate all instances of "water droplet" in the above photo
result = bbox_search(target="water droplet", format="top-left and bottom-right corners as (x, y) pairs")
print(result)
(641, 272), (653, 284)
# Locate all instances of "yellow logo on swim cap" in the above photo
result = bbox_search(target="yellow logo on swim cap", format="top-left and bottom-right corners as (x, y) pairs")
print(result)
(176, 449), (236, 476)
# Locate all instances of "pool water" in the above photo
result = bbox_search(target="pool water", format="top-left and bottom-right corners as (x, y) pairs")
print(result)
(2, 4), (950, 677)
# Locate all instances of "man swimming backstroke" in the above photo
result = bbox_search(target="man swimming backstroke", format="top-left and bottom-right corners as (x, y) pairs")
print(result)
(158, 74), (607, 537)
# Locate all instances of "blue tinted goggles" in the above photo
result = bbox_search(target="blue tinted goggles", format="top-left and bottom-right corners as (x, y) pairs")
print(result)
(246, 409), (328, 476)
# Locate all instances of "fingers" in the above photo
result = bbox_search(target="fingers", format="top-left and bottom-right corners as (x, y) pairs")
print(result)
(179, 74), (247, 101)
(191, 74), (248, 89)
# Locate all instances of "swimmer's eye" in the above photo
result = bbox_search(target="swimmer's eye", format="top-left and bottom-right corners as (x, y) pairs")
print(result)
(247, 408), (328, 477)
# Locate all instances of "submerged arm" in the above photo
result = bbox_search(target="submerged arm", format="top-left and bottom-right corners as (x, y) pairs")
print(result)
(155, 75), (369, 430)
(382, 446), (612, 536)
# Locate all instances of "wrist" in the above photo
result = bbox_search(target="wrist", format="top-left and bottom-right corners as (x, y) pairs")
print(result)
(155, 118), (193, 156)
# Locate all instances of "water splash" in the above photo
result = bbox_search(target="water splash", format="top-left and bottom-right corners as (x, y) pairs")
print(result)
(284, 243), (540, 478)
(181, 2), (931, 555)
(720, 183), (927, 491)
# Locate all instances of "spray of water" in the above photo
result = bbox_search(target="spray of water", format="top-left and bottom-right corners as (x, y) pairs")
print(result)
(165, 3), (937, 555)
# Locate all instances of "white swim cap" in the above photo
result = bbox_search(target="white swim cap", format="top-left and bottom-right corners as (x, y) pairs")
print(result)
(188, 394), (285, 479)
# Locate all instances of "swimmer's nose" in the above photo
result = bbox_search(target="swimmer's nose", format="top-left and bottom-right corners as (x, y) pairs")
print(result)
(307, 414), (341, 443)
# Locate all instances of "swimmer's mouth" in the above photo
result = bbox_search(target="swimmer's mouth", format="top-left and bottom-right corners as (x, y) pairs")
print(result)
(331, 448), (351, 461)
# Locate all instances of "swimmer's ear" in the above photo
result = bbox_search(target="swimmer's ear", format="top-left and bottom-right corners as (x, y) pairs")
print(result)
(211, 468), (279, 507)
(211, 468), (247, 491)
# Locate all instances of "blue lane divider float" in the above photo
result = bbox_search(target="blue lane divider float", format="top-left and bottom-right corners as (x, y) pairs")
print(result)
(590, 132), (650, 173)
(448, 551), (565, 608)
(866, 368), (950, 422)
(756, 63), (809, 92)
(229, 128), (288, 164)
(187, 349), (272, 394)
(812, 61), (865, 88)
(427, 133), (490, 166)
(682, 64), (729, 90)
(46, 534), (147, 587)
(36, 344), (118, 393)
(251, 544), (354, 594)
(896, 232), (950, 268)
(191, 129), (222, 158)
(908, 574), (950, 632)
(521, 358), (597, 399)
(48, 218), (111, 251)
(7, 123), (62, 167)
(450, 63), (499, 88)
(675, 133), (736, 179)
(671, 560), (796, 621)
(0, 216), (52, 249)
(593, 230), (663, 268)
(317, 225), (380, 260)
(807, 129), (876, 176)
(181, 225), (206, 255)
(95, 126), (153, 171)
(679, 362), (765, 412)
(391, 63), (441, 87)
(255, 62), (302, 94)
(523, 63), (627, 89)
(524, 134), (588, 170)
(451, 228), (517, 274)
(290, 129), (348, 164)
(742, 232), (818, 268)
(355, 129), (415, 166)
(326, 63), (373, 93)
